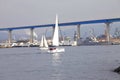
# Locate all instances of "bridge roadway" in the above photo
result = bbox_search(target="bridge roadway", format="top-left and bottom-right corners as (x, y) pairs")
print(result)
(0, 18), (120, 45)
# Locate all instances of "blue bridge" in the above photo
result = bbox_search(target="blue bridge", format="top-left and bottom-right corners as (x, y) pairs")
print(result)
(0, 18), (120, 44)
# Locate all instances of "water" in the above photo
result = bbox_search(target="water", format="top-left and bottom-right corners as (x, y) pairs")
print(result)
(0, 45), (120, 80)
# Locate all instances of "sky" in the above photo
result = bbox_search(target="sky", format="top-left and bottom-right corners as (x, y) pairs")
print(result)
(0, 0), (120, 40)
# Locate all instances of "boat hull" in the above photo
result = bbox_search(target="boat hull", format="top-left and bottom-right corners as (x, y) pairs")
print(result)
(48, 47), (65, 53)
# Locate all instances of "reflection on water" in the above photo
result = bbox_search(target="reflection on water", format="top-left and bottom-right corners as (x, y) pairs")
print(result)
(51, 53), (63, 80)
(52, 53), (62, 66)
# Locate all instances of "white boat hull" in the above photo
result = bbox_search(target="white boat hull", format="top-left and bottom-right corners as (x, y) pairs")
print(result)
(48, 47), (65, 53)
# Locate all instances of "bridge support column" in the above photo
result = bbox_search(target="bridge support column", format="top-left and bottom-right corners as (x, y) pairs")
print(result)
(30, 28), (34, 43)
(52, 26), (55, 38)
(105, 23), (111, 44)
(77, 25), (80, 39)
(76, 25), (81, 46)
(8, 30), (12, 45)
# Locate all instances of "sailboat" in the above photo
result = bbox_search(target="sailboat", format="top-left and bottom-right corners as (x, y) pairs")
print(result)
(39, 35), (49, 50)
(48, 15), (65, 53)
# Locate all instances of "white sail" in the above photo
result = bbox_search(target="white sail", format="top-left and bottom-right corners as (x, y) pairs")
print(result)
(52, 14), (59, 46)
(43, 35), (48, 48)
(40, 35), (48, 48)
(40, 35), (44, 47)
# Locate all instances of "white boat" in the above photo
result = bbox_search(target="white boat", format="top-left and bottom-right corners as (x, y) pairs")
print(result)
(48, 15), (65, 53)
(48, 47), (65, 53)
(39, 35), (49, 51)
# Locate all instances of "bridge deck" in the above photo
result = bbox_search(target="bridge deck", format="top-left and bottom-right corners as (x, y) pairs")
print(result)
(0, 18), (120, 31)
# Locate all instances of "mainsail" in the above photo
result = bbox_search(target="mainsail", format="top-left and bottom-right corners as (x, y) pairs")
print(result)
(52, 15), (59, 46)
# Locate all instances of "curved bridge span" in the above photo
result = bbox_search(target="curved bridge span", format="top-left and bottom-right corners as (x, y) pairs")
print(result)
(0, 18), (120, 44)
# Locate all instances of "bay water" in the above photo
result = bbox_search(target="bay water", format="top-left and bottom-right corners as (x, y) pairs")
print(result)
(0, 45), (120, 80)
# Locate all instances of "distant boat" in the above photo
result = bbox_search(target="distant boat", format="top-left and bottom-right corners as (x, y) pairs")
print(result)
(48, 15), (65, 53)
(39, 35), (49, 50)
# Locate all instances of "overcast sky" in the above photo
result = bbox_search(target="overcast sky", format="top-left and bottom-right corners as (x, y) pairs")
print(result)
(0, 0), (120, 27)
(0, 0), (120, 40)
